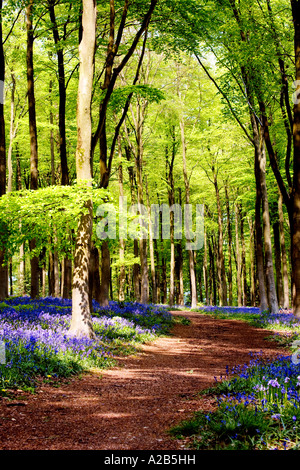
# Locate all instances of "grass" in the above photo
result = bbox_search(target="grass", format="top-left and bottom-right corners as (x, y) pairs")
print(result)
(169, 306), (300, 450)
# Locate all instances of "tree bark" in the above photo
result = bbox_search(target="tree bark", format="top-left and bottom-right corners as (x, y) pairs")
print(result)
(291, 0), (300, 317)
(26, 0), (39, 299)
(118, 139), (126, 302)
(254, 142), (269, 312)
(248, 216), (256, 306)
(7, 73), (16, 193)
(240, 204), (248, 305)
(278, 191), (290, 309)
(225, 186), (233, 306)
(0, 0), (7, 300)
(177, 188), (184, 306)
(273, 220), (284, 307)
(203, 225), (209, 305)
(259, 138), (279, 314)
(213, 169), (227, 306)
(132, 100), (149, 304)
(180, 118), (197, 308)
(209, 237), (217, 305)
(48, 0), (69, 186)
(235, 203), (242, 306)
(49, 80), (56, 185)
(98, 241), (110, 307)
(166, 131), (176, 306)
(146, 178), (157, 304)
(69, 0), (96, 338)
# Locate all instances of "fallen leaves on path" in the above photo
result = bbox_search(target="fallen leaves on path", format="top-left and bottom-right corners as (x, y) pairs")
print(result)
(0, 311), (287, 450)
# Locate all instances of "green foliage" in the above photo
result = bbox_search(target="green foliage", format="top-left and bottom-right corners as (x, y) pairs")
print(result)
(0, 183), (110, 260)
(110, 84), (165, 112)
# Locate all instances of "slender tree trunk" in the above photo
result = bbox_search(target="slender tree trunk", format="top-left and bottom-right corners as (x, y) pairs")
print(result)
(49, 82), (60, 298)
(49, 1), (74, 301)
(278, 191), (290, 309)
(203, 225), (209, 305)
(118, 139), (126, 302)
(177, 240), (184, 306)
(213, 169), (227, 306)
(135, 107), (149, 304)
(209, 237), (217, 305)
(273, 219), (284, 307)
(291, 0), (300, 317)
(235, 203), (242, 306)
(69, 0), (96, 338)
(225, 186), (233, 305)
(146, 178), (157, 304)
(154, 238), (161, 303)
(19, 241), (25, 296)
(98, 241), (110, 307)
(254, 144), (269, 311)
(167, 136), (176, 306)
(180, 118), (197, 308)
(240, 204), (248, 305)
(177, 189), (184, 306)
(7, 78), (16, 295)
(248, 216), (256, 306)
(0, 0), (7, 300)
(26, 0), (39, 299)
(161, 256), (167, 304)
(7, 73), (16, 193)
(259, 138), (279, 313)
(62, 257), (72, 299)
(48, 0), (69, 186)
(16, 153), (25, 295)
(49, 80), (56, 185)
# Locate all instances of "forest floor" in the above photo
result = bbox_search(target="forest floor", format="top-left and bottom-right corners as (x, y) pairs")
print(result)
(0, 310), (287, 451)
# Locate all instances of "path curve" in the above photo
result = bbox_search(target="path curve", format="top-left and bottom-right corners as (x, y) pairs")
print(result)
(0, 311), (287, 450)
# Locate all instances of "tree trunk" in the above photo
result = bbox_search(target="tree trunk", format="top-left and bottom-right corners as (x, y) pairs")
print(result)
(118, 140), (126, 302)
(7, 73), (16, 193)
(203, 225), (209, 305)
(49, 80), (56, 185)
(48, 0), (69, 186)
(291, 0), (300, 317)
(98, 241), (110, 307)
(62, 257), (72, 299)
(209, 237), (217, 305)
(278, 191), (290, 309)
(177, 240), (185, 306)
(0, 0), (7, 300)
(248, 216), (256, 306)
(225, 186), (233, 306)
(259, 138), (279, 313)
(26, 0), (39, 299)
(273, 220), (284, 307)
(177, 189), (184, 306)
(167, 136), (176, 307)
(213, 169), (227, 306)
(69, 0), (96, 338)
(240, 205), (248, 305)
(235, 203), (242, 306)
(146, 178), (157, 304)
(254, 144), (269, 311)
(135, 109), (149, 304)
(180, 118), (197, 308)
(154, 238), (161, 303)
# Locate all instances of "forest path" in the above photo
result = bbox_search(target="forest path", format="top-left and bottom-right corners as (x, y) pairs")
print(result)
(0, 311), (287, 450)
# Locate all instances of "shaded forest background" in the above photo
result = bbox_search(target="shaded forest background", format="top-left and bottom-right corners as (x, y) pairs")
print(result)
(0, 0), (298, 324)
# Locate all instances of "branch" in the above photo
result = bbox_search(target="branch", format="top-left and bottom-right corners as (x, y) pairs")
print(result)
(194, 53), (254, 144)
(3, 8), (22, 45)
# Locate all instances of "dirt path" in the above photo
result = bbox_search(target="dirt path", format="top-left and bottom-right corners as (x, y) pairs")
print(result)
(0, 311), (287, 450)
